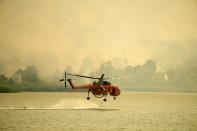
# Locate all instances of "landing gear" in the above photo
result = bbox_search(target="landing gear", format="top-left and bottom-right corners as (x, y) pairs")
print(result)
(113, 97), (116, 100)
(87, 89), (90, 100)
(103, 95), (107, 102)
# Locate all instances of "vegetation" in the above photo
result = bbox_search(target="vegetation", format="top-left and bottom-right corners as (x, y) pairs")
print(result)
(0, 66), (67, 93)
(91, 60), (197, 92)
(0, 60), (197, 93)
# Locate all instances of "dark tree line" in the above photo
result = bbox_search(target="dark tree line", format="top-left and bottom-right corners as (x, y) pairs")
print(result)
(0, 74), (14, 84)
(90, 60), (197, 91)
(12, 65), (39, 83)
(0, 60), (197, 92)
(0, 65), (39, 84)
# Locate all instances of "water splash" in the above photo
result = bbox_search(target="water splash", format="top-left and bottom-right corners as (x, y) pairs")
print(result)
(0, 99), (99, 110)
(49, 99), (99, 109)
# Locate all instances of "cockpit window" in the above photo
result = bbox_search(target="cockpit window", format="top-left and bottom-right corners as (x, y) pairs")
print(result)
(93, 81), (111, 85)
(93, 81), (97, 85)
(102, 81), (111, 85)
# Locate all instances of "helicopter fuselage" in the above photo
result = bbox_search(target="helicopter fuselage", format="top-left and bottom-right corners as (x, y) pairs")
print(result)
(60, 72), (121, 101)
(67, 79), (120, 97)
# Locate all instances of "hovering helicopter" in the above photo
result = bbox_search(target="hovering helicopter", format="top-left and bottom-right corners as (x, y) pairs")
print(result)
(59, 72), (121, 101)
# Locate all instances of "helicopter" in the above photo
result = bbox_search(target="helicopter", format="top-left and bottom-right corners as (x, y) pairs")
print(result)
(59, 72), (121, 101)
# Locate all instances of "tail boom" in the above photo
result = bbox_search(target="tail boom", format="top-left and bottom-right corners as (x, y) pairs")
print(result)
(67, 79), (75, 89)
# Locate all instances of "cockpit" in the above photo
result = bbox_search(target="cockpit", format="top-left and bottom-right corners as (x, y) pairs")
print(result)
(93, 81), (111, 85)
(102, 81), (111, 85)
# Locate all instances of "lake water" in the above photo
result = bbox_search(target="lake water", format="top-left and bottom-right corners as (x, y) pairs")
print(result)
(0, 92), (197, 131)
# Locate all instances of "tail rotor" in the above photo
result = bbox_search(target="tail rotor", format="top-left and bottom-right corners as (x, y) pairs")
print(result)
(59, 71), (67, 88)
(64, 71), (67, 87)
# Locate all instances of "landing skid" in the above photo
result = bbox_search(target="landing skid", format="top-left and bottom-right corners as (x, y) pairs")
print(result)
(87, 89), (90, 100)
(86, 90), (110, 102)
(87, 97), (90, 100)
(103, 95), (107, 102)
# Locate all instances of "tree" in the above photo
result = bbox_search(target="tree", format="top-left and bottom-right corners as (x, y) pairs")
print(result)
(22, 65), (39, 83)
(0, 74), (8, 83)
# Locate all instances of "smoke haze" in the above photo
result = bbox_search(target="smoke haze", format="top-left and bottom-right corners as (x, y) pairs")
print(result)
(0, 0), (197, 79)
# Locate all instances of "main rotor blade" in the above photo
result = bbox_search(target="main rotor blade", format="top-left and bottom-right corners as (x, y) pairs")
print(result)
(67, 73), (99, 79)
(67, 73), (109, 80)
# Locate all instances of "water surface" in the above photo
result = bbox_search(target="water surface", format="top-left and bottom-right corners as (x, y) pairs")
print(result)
(0, 92), (196, 131)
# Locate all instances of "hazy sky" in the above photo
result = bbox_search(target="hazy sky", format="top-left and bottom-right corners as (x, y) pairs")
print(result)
(0, 0), (197, 77)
